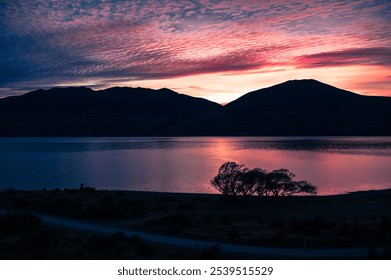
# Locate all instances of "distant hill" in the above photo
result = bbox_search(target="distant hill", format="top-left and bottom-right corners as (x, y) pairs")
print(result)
(218, 79), (391, 135)
(226, 79), (360, 112)
(0, 80), (390, 136)
(225, 79), (390, 112)
(0, 86), (222, 136)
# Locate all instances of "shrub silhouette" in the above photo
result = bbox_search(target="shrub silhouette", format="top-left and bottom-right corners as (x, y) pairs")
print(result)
(211, 162), (317, 198)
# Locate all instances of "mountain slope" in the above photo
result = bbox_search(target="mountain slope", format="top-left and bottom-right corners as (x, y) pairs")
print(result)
(0, 86), (222, 136)
(219, 79), (391, 135)
(225, 79), (390, 112)
(0, 80), (390, 136)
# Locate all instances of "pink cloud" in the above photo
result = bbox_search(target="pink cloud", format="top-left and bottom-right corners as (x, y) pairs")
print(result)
(1, 0), (391, 100)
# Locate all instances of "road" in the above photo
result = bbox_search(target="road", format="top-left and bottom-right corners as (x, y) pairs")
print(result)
(0, 208), (375, 258)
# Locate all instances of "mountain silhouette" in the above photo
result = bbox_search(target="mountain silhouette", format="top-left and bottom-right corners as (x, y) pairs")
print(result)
(0, 86), (221, 136)
(225, 79), (390, 113)
(214, 79), (391, 136)
(0, 80), (390, 136)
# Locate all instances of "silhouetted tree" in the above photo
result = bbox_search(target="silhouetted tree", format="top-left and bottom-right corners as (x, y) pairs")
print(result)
(264, 169), (294, 196)
(211, 162), (317, 198)
(210, 162), (246, 199)
(291, 180), (317, 196)
(241, 167), (268, 197)
(265, 169), (317, 196)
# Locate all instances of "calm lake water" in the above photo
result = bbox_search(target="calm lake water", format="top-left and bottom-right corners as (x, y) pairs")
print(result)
(1, 137), (391, 195)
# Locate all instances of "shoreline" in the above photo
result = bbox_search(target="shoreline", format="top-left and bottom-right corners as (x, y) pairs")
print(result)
(3, 185), (391, 194)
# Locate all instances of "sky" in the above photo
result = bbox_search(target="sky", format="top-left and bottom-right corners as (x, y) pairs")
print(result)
(1, 0), (390, 104)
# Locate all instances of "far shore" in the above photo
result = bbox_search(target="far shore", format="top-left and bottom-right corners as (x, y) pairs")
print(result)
(1, 187), (390, 259)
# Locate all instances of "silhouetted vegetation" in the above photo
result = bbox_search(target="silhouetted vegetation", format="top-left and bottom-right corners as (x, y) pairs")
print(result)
(211, 162), (317, 199)
(0, 213), (41, 234)
(1, 188), (390, 259)
(0, 213), (158, 259)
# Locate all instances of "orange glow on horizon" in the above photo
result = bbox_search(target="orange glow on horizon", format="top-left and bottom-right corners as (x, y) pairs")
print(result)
(1, 1), (390, 101)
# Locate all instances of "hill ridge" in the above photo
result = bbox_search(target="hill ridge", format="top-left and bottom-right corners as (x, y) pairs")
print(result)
(0, 79), (390, 136)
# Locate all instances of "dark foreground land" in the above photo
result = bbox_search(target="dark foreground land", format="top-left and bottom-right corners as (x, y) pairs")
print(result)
(0, 188), (390, 259)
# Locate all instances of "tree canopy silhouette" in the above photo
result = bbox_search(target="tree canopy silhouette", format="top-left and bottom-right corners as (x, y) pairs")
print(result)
(211, 162), (317, 198)
(210, 162), (245, 198)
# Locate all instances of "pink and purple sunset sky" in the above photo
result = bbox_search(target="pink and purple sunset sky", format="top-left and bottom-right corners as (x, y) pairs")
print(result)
(1, 0), (390, 104)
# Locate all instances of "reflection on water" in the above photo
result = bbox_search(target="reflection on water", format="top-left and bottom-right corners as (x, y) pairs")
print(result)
(1, 137), (391, 195)
(1, 137), (391, 155)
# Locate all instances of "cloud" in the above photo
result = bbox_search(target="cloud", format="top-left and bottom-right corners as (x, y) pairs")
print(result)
(0, 0), (390, 99)
(296, 47), (391, 68)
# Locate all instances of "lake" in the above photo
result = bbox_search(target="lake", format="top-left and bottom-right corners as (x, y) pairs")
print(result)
(1, 137), (391, 195)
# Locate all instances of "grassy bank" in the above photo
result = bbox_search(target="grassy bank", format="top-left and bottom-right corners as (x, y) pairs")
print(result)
(1, 188), (391, 259)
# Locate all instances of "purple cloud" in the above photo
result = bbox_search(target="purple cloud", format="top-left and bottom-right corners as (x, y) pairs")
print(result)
(296, 47), (391, 68)
(1, 0), (390, 99)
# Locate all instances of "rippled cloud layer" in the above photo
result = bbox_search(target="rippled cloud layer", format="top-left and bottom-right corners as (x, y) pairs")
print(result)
(1, 0), (390, 102)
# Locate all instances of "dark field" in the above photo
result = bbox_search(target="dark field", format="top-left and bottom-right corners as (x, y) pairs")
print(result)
(1, 188), (390, 259)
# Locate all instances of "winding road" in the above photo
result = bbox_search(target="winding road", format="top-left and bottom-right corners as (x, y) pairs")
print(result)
(0, 208), (377, 258)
